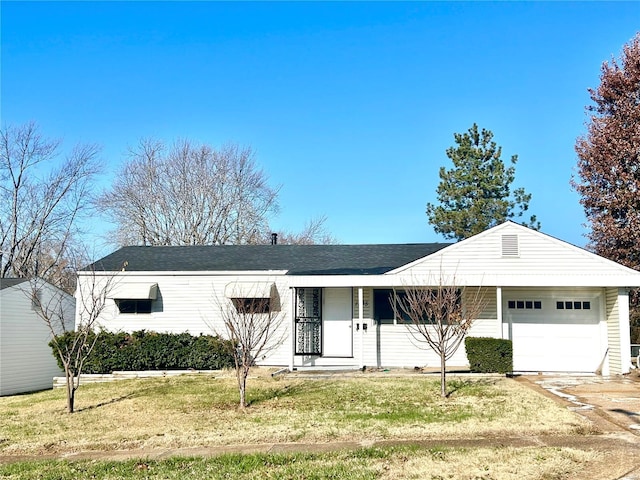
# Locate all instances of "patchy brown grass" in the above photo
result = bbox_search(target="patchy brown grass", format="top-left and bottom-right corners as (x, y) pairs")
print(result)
(377, 446), (598, 480)
(0, 446), (628, 480)
(0, 370), (591, 456)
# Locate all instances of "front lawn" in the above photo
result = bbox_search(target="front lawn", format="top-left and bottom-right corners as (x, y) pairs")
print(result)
(0, 446), (611, 480)
(0, 370), (589, 456)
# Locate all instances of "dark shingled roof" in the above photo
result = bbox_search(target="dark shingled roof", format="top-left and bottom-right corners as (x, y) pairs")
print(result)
(0, 278), (28, 290)
(90, 243), (452, 275)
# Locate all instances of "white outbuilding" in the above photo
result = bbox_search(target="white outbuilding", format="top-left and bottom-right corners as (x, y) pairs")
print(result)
(0, 278), (75, 396)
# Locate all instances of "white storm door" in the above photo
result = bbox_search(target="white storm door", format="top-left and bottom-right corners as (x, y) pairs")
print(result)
(322, 288), (353, 357)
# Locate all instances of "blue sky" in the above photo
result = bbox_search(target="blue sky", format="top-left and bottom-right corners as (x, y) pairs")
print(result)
(2, 1), (639, 249)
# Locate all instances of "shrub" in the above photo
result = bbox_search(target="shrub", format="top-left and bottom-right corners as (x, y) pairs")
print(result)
(50, 330), (235, 374)
(465, 337), (513, 374)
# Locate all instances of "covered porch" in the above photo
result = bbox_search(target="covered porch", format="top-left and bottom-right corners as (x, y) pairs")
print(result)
(290, 286), (367, 370)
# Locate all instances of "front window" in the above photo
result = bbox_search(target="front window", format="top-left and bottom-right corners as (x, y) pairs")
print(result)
(374, 288), (461, 325)
(373, 289), (397, 324)
(374, 289), (426, 324)
(116, 299), (152, 314)
(231, 297), (270, 314)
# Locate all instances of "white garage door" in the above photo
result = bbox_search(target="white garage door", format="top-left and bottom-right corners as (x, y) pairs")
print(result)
(503, 293), (603, 373)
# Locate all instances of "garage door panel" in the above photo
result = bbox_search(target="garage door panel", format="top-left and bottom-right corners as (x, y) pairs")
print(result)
(510, 315), (599, 325)
(511, 324), (601, 372)
(504, 291), (602, 373)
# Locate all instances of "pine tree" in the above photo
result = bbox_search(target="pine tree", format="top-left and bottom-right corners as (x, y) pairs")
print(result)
(426, 123), (539, 241)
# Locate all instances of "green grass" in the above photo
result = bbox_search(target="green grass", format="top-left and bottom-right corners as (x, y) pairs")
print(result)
(0, 446), (606, 480)
(0, 454), (378, 480)
(0, 371), (589, 456)
(0, 373), (620, 479)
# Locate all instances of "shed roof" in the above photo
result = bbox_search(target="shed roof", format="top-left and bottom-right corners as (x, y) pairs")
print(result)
(0, 278), (28, 290)
(89, 243), (452, 275)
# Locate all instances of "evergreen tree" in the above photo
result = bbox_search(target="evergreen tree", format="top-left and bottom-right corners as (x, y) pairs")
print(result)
(426, 124), (539, 241)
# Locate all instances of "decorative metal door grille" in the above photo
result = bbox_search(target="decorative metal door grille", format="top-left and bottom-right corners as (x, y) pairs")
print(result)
(295, 288), (322, 355)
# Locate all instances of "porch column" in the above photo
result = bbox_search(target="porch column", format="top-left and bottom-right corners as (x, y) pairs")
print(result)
(289, 288), (295, 371)
(496, 287), (504, 338)
(618, 288), (632, 374)
(599, 288), (610, 376)
(358, 287), (364, 369)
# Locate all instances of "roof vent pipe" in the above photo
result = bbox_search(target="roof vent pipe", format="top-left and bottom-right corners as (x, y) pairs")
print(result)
(271, 233), (278, 245)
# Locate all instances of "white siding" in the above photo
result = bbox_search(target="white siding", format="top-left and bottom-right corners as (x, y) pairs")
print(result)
(606, 288), (620, 374)
(605, 287), (631, 375)
(358, 286), (499, 369)
(393, 222), (640, 287)
(83, 273), (294, 367)
(357, 318), (498, 369)
(1, 283), (73, 396)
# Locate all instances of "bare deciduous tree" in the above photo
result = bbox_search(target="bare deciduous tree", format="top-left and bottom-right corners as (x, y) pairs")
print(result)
(270, 215), (337, 245)
(0, 122), (100, 287)
(99, 139), (280, 247)
(216, 284), (286, 408)
(31, 265), (117, 413)
(394, 276), (486, 397)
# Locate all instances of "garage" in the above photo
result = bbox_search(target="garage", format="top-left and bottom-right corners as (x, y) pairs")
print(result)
(502, 290), (604, 373)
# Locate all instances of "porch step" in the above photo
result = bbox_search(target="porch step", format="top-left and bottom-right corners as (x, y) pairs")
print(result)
(292, 365), (362, 372)
(52, 370), (226, 388)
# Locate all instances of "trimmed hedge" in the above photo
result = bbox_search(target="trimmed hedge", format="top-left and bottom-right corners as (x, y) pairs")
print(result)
(465, 336), (513, 374)
(50, 330), (236, 374)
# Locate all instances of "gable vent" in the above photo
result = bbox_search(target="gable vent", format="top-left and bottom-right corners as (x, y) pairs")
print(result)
(501, 234), (519, 257)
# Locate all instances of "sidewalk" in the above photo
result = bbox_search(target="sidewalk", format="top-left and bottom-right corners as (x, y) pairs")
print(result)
(0, 432), (638, 465)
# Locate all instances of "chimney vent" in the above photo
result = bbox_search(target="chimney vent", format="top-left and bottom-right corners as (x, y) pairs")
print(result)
(271, 233), (278, 245)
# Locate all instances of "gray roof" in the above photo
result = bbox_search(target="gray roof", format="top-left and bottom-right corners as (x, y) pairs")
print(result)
(0, 278), (28, 290)
(90, 243), (452, 275)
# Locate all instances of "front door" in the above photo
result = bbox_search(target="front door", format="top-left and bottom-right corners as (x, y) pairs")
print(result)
(322, 288), (353, 357)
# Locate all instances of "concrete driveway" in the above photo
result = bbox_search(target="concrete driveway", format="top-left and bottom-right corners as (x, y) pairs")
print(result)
(519, 372), (640, 434)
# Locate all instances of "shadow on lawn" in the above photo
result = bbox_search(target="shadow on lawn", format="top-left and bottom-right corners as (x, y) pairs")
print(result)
(445, 377), (499, 398)
(245, 383), (308, 407)
(610, 408), (640, 420)
(76, 394), (135, 412)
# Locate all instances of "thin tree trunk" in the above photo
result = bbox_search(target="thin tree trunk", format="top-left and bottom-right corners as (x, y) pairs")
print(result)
(239, 382), (246, 408)
(68, 388), (75, 414)
(236, 365), (248, 409)
(440, 350), (447, 398)
(65, 368), (75, 413)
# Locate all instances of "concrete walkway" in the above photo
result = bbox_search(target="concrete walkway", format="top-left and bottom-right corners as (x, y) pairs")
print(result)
(0, 432), (637, 464)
